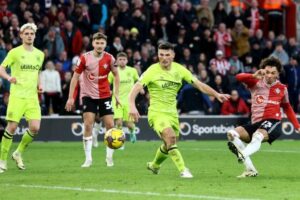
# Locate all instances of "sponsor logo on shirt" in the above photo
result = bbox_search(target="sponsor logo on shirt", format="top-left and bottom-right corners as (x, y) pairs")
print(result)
(161, 81), (180, 88)
(255, 95), (280, 105)
(87, 73), (107, 81)
(20, 64), (40, 70)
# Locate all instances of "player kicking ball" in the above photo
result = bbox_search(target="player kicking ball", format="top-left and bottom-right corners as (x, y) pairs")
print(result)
(129, 42), (230, 178)
(227, 57), (300, 178)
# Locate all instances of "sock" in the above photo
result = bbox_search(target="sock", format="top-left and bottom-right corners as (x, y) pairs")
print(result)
(242, 132), (264, 157)
(83, 136), (92, 161)
(152, 144), (168, 167)
(106, 146), (114, 159)
(16, 130), (35, 154)
(168, 145), (185, 172)
(129, 125), (136, 143)
(0, 130), (13, 161)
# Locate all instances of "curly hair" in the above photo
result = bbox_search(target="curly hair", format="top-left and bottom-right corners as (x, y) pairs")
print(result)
(259, 56), (283, 73)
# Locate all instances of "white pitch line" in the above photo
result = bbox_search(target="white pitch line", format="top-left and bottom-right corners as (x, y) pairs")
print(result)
(4, 184), (260, 200)
(189, 148), (300, 154)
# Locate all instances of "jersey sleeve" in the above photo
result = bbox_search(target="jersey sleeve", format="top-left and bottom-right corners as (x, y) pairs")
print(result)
(179, 65), (197, 84)
(132, 68), (139, 82)
(236, 73), (258, 88)
(108, 71), (114, 84)
(74, 55), (86, 74)
(138, 67), (152, 87)
(1, 49), (14, 68)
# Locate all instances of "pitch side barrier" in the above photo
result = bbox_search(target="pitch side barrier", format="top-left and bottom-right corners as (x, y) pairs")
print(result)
(10, 115), (300, 141)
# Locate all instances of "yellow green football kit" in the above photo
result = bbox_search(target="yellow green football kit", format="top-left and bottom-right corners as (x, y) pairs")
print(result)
(1, 45), (44, 122)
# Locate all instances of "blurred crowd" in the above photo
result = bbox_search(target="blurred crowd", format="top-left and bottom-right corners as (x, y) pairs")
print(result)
(0, 0), (299, 116)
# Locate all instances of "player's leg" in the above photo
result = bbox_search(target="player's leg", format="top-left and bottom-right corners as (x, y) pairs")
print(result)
(0, 121), (18, 173)
(99, 97), (115, 167)
(81, 112), (95, 167)
(126, 121), (136, 143)
(227, 125), (258, 176)
(13, 119), (40, 170)
(102, 114), (115, 167)
(92, 115), (101, 148)
(123, 105), (136, 143)
(0, 97), (25, 172)
(241, 120), (280, 158)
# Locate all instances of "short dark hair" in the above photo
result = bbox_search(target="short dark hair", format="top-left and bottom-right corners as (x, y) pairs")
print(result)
(158, 42), (174, 51)
(92, 32), (107, 41)
(117, 52), (127, 58)
(259, 56), (283, 73)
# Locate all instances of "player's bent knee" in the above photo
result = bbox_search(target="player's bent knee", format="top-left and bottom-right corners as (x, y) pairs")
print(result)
(227, 129), (240, 141)
(252, 131), (265, 142)
(29, 127), (40, 134)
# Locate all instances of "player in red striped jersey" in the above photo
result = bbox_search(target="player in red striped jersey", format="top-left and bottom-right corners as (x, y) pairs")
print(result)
(227, 57), (300, 178)
(65, 32), (120, 168)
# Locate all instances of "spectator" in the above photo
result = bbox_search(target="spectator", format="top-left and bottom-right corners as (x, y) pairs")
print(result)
(281, 55), (300, 113)
(285, 37), (300, 57)
(195, 0), (214, 29)
(89, 0), (108, 32)
(60, 20), (83, 58)
(71, 3), (91, 36)
(226, 6), (244, 29)
(213, 0), (228, 26)
(0, 0), (12, 21)
(221, 89), (250, 116)
(40, 61), (62, 115)
(213, 23), (232, 57)
(177, 84), (212, 115)
(271, 40), (289, 65)
(244, 0), (264, 35)
(209, 50), (230, 76)
(231, 19), (250, 59)
(43, 27), (65, 60)
(229, 51), (245, 73)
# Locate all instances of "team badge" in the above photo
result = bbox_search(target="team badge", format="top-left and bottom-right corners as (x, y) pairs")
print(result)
(256, 95), (264, 104)
(103, 64), (108, 69)
(275, 88), (280, 94)
(36, 56), (40, 62)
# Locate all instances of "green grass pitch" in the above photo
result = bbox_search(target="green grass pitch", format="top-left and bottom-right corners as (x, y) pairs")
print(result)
(0, 140), (300, 200)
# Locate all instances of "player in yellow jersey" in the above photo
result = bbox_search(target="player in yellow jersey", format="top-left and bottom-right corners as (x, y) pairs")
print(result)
(108, 52), (142, 143)
(0, 23), (44, 173)
(129, 42), (230, 178)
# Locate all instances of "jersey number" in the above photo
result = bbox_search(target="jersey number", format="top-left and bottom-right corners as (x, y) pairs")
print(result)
(104, 101), (112, 110)
(261, 121), (272, 129)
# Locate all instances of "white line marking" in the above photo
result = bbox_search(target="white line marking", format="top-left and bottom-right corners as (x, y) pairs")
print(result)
(4, 184), (260, 200)
(189, 148), (300, 154)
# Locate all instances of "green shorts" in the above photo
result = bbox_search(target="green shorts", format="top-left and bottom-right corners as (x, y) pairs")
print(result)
(148, 110), (180, 137)
(6, 97), (41, 122)
(113, 103), (130, 122)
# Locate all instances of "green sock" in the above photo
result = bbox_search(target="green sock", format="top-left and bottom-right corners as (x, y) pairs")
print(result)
(168, 145), (185, 172)
(16, 130), (35, 153)
(152, 144), (168, 167)
(0, 130), (13, 161)
(129, 126), (136, 143)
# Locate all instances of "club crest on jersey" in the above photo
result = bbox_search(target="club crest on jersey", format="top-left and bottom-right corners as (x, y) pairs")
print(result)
(275, 88), (280, 94)
(256, 95), (264, 104)
(103, 64), (108, 69)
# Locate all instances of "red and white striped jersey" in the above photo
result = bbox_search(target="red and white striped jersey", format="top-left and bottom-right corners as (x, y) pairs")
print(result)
(75, 51), (116, 99)
(210, 58), (230, 76)
(236, 73), (300, 129)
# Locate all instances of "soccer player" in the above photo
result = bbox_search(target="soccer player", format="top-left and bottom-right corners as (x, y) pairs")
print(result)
(128, 42), (230, 178)
(108, 52), (140, 143)
(65, 32), (120, 167)
(227, 57), (300, 178)
(0, 23), (45, 173)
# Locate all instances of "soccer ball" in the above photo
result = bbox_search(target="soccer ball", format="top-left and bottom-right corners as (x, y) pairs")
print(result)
(104, 128), (125, 149)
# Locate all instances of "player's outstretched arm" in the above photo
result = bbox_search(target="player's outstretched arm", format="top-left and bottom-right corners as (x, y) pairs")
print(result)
(0, 65), (16, 84)
(192, 79), (230, 103)
(65, 72), (80, 112)
(128, 82), (143, 122)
